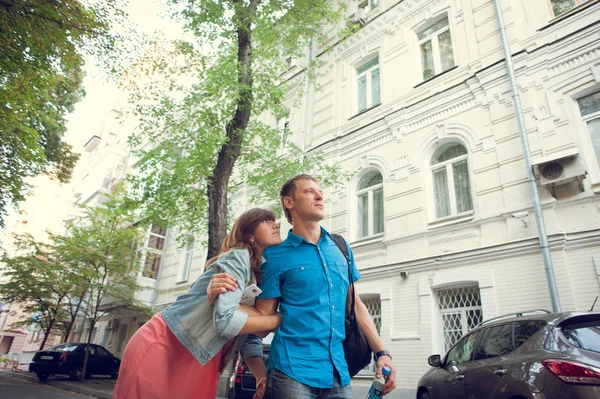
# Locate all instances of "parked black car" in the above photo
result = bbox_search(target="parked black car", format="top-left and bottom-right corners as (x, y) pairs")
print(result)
(229, 347), (270, 399)
(417, 310), (600, 399)
(29, 343), (120, 382)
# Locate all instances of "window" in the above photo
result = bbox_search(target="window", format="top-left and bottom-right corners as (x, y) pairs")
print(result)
(357, 171), (384, 238)
(437, 286), (483, 352)
(446, 331), (480, 365)
(180, 239), (195, 282)
(475, 324), (513, 359)
(549, 0), (591, 17)
(361, 295), (381, 373)
(96, 346), (110, 356)
(417, 15), (455, 80)
(513, 320), (546, 349)
(359, 0), (378, 13)
(142, 225), (167, 279)
(357, 57), (381, 113)
(577, 91), (600, 169)
(561, 318), (600, 353)
(430, 143), (473, 219)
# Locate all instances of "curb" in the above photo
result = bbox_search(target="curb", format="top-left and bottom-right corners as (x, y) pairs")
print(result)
(0, 369), (113, 399)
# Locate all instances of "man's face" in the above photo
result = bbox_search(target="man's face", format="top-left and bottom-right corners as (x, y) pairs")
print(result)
(287, 179), (325, 223)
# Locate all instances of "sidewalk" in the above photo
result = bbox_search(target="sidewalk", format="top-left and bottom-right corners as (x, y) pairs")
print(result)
(0, 369), (114, 399)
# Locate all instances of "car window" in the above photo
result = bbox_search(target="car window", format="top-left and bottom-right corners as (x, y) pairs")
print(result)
(475, 324), (513, 360)
(513, 320), (546, 349)
(562, 320), (600, 353)
(96, 346), (110, 356)
(446, 331), (480, 366)
(48, 344), (80, 352)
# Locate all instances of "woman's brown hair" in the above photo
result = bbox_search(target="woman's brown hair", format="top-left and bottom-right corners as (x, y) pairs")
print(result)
(205, 208), (277, 283)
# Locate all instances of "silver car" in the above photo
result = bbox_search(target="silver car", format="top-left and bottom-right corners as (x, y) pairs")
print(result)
(417, 311), (600, 399)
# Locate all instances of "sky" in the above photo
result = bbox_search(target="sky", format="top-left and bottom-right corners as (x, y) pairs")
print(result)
(3, 0), (186, 244)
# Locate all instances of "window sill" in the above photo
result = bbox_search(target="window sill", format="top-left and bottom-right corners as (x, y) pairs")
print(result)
(350, 233), (384, 248)
(348, 102), (382, 121)
(428, 211), (475, 229)
(176, 279), (189, 285)
(414, 65), (458, 89)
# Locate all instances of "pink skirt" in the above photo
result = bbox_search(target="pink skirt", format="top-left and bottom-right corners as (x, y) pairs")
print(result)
(113, 313), (223, 399)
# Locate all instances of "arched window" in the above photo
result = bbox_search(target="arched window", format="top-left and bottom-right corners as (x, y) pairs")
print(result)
(431, 143), (473, 219)
(357, 171), (384, 238)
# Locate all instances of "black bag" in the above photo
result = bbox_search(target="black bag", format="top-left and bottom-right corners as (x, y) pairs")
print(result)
(331, 234), (372, 377)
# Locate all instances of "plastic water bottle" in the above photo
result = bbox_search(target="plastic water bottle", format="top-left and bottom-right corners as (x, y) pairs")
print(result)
(365, 366), (391, 399)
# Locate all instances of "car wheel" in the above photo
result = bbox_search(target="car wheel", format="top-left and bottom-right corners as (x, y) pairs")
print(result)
(68, 367), (82, 381)
(36, 372), (49, 383)
(420, 393), (431, 399)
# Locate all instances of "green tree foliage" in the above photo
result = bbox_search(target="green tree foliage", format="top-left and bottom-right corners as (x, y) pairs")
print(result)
(0, 0), (133, 227)
(54, 189), (149, 380)
(124, 0), (347, 258)
(0, 234), (80, 349)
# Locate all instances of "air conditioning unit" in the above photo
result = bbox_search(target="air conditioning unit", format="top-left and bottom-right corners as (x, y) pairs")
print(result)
(533, 151), (586, 187)
(352, 8), (368, 26)
(107, 319), (120, 330)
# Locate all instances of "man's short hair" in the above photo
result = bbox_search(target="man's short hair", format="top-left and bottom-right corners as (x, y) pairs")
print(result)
(280, 174), (318, 224)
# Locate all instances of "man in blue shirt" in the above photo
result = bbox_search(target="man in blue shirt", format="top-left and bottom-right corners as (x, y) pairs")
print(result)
(257, 174), (396, 398)
(209, 174), (396, 398)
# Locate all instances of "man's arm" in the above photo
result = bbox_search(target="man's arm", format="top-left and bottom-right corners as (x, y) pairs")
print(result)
(349, 287), (397, 395)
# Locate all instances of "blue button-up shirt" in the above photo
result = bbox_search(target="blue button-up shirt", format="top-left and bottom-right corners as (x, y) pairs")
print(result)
(259, 227), (361, 388)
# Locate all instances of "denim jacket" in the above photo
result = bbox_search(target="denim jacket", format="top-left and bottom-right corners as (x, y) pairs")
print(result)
(161, 248), (262, 366)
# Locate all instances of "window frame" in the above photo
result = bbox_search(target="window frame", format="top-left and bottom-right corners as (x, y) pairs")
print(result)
(358, 0), (379, 14)
(579, 95), (600, 169)
(179, 239), (196, 283)
(355, 56), (381, 114)
(141, 225), (167, 280)
(357, 170), (384, 239)
(547, 0), (590, 17)
(429, 143), (474, 222)
(417, 14), (455, 81)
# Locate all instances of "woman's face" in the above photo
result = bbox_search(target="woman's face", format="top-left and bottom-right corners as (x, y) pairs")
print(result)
(251, 220), (281, 252)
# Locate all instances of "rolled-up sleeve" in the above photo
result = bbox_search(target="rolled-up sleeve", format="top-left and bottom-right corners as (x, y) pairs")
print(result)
(214, 250), (251, 340)
(239, 334), (264, 360)
(258, 258), (281, 299)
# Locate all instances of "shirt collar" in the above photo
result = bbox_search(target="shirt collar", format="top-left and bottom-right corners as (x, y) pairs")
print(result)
(286, 226), (331, 247)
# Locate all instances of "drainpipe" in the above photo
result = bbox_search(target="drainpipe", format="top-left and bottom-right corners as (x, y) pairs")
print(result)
(300, 40), (314, 164)
(150, 228), (170, 311)
(492, 0), (560, 312)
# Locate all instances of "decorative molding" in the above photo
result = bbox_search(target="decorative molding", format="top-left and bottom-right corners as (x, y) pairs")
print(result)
(340, 132), (394, 161)
(549, 47), (600, 77)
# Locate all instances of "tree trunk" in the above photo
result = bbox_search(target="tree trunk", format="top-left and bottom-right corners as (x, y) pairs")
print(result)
(81, 320), (94, 382)
(64, 289), (87, 342)
(39, 318), (54, 351)
(206, 0), (257, 259)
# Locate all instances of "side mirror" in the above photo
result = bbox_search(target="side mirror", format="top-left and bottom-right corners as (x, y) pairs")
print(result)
(428, 354), (442, 367)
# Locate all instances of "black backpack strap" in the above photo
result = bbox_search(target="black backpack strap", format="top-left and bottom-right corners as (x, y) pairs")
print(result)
(331, 234), (356, 318)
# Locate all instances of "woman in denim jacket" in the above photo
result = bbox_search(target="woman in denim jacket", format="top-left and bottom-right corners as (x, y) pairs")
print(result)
(114, 208), (282, 399)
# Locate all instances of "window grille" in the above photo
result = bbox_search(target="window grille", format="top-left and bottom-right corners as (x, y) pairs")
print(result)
(437, 286), (482, 352)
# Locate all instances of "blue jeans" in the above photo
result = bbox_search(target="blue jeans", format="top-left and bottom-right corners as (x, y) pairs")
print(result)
(264, 368), (354, 399)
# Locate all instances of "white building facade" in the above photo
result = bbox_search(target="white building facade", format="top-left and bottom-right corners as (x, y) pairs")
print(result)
(26, 0), (599, 397)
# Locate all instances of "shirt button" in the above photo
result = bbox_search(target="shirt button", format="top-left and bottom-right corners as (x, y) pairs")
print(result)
(330, 283), (333, 287)
(331, 327), (334, 331)
(324, 263), (327, 266)
(331, 305), (335, 309)
(301, 267), (304, 270)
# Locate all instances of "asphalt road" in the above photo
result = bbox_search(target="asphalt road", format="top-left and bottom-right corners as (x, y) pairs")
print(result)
(0, 371), (96, 399)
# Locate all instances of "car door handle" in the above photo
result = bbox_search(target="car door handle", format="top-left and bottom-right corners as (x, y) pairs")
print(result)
(494, 369), (508, 376)
(455, 374), (465, 381)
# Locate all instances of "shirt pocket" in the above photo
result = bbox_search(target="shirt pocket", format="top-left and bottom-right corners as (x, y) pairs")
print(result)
(335, 261), (350, 281)
(283, 265), (323, 297)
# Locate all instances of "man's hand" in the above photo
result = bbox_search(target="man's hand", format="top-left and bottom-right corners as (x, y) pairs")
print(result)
(376, 356), (396, 395)
(207, 272), (238, 304)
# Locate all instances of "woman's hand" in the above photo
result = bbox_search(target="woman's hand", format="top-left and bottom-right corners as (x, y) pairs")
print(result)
(207, 272), (238, 305)
(254, 377), (266, 399)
